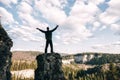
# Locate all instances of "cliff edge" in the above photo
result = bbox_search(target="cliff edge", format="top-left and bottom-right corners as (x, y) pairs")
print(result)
(0, 24), (13, 80)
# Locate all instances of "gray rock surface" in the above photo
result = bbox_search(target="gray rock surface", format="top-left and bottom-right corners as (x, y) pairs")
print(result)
(35, 53), (66, 80)
(0, 24), (13, 80)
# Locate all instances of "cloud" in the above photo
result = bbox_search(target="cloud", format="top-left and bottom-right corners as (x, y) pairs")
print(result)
(111, 24), (120, 31)
(1, 1), (47, 42)
(68, 0), (101, 31)
(8, 25), (44, 41)
(0, 7), (15, 25)
(91, 41), (120, 53)
(70, 0), (100, 23)
(17, 1), (48, 28)
(58, 0), (101, 44)
(0, 0), (18, 7)
(112, 41), (120, 46)
(110, 24), (120, 36)
(0, 3), (43, 42)
(97, 0), (120, 37)
(17, 2), (33, 14)
(100, 25), (107, 31)
(89, 0), (105, 5)
(99, 0), (120, 25)
(92, 21), (101, 31)
(35, 0), (67, 24)
(99, 12), (119, 25)
(23, 0), (34, 5)
(91, 44), (103, 49)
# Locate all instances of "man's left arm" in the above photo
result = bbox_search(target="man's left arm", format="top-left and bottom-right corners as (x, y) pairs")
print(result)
(51, 25), (59, 32)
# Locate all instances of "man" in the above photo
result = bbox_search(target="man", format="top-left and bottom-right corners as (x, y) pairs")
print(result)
(36, 25), (59, 53)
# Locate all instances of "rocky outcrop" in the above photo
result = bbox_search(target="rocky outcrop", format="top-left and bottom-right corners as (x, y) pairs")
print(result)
(35, 53), (66, 80)
(74, 53), (102, 63)
(0, 24), (13, 80)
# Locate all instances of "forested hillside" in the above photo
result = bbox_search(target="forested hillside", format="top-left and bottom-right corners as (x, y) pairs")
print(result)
(86, 54), (120, 65)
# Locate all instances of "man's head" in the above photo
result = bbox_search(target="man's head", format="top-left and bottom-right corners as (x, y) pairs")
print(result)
(47, 27), (49, 31)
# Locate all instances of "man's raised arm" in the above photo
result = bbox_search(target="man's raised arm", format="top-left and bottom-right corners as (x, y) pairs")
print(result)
(36, 28), (45, 33)
(51, 25), (59, 32)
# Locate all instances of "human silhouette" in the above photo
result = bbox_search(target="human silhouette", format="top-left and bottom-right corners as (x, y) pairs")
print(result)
(36, 25), (59, 53)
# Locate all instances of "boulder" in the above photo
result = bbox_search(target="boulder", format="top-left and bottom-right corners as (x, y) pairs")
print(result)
(35, 53), (66, 80)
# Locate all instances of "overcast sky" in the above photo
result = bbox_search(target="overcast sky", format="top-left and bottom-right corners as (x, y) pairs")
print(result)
(0, 0), (120, 54)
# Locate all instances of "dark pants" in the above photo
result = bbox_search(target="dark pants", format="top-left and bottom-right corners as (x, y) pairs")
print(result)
(45, 40), (53, 53)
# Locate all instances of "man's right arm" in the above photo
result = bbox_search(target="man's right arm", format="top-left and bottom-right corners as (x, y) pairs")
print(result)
(36, 28), (45, 33)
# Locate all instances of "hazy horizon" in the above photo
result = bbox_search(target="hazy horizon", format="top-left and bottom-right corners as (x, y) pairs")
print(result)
(11, 50), (120, 54)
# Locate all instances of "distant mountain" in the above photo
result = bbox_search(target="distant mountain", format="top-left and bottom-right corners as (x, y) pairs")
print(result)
(12, 51), (69, 61)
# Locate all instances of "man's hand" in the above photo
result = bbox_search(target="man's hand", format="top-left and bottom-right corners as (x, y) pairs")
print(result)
(36, 28), (39, 30)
